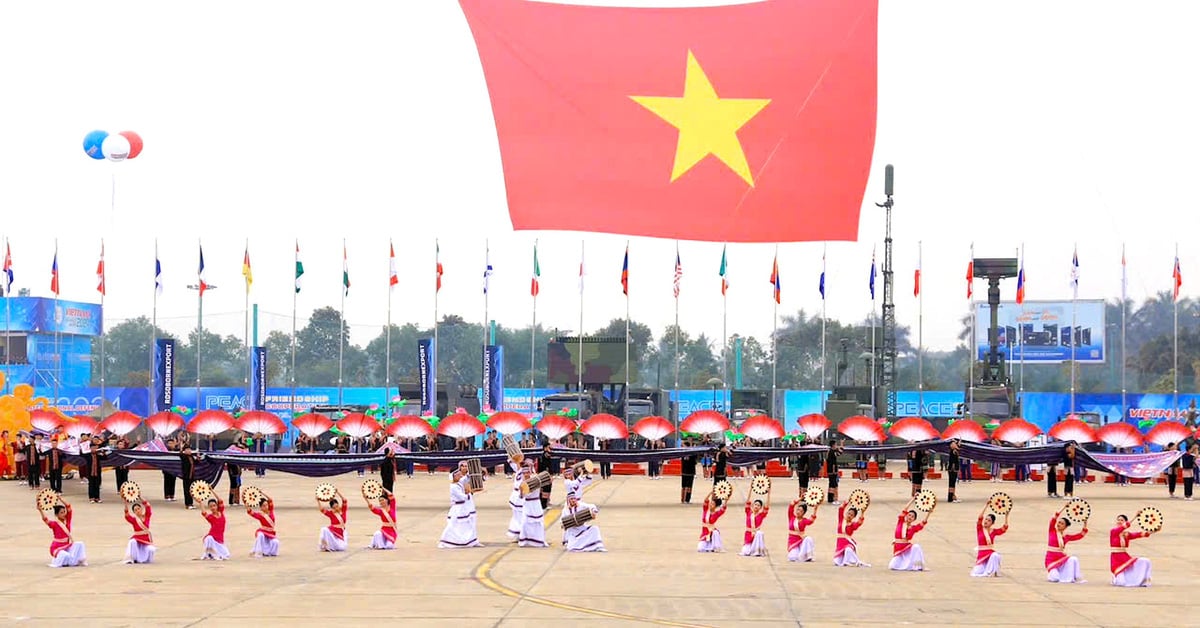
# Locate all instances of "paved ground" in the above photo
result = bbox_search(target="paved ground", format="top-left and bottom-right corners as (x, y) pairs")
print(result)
(0, 468), (1194, 627)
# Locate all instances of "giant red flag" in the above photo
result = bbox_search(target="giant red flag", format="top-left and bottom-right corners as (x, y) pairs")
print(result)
(458, 0), (878, 243)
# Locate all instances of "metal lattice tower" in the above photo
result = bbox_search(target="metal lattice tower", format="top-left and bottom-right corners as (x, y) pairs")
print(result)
(877, 165), (897, 420)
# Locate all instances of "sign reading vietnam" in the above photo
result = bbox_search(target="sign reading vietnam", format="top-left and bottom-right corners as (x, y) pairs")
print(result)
(0, 297), (102, 336)
(975, 300), (1106, 364)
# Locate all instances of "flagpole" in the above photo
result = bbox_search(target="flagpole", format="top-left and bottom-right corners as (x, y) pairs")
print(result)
(290, 240), (298, 418)
(624, 241), (630, 426)
(195, 238), (202, 414)
(1120, 243), (1126, 421)
(721, 244), (728, 418)
(3, 237), (10, 396)
(1174, 242), (1179, 417)
(1019, 244), (1025, 405)
(820, 244), (826, 409)
(54, 238), (60, 405)
(577, 240), (584, 409)
(386, 239), (393, 410)
(99, 238), (106, 404)
(530, 240), (538, 420)
(771, 248), (778, 419)
(1070, 243), (1077, 414)
(244, 238), (251, 410)
(968, 243), (974, 416)
(673, 241), (680, 436)
(917, 240), (923, 417)
(434, 239), (440, 416)
(150, 238), (158, 413)
(338, 239), (346, 407)
(483, 238), (490, 410)
(870, 246), (876, 417)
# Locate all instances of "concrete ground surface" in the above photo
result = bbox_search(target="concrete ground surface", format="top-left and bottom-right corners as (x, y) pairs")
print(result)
(0, 468), (1195, 627)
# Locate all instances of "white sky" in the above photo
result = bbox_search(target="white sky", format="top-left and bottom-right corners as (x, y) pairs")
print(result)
(1, 0), (1197, 353)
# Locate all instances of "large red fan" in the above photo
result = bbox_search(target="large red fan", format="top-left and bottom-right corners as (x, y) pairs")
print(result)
(336, 413), (380, 439)
(580, 413), (629, 440)
(145, 411), (185, 437)
(234, 411), (288, 436)
(1097, 422), (1144, 449)
(188, 409), (235, 436)
(487, 411), (532, 435)
(942, 420), (988, 443)
(535, 414), (576, 440)
(632, 415), (674, 441)
(437, 412), (486, 439)
(65, 417), (100, 440)
(387, 416), (434, 439)
(1145, 421), (1191, 447)
(292, 413), (334, 438)
(992, 418), (1041, 445)
(888, 417), (939, 442)
(796, 413), (832, 439)
(28, 409), (64, 433)
(837, 415), (885, 442)
(100, 411), (142, 436)
(680, 410), (730, 435)
(739, 415), (784, 440)
(1048, 417), (1098, 444)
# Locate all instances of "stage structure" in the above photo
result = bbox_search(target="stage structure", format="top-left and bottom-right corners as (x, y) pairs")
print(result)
(0, 297), (101, 394)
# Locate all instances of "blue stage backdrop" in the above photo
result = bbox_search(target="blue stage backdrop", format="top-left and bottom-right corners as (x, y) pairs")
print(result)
(0, 297), (103, 336)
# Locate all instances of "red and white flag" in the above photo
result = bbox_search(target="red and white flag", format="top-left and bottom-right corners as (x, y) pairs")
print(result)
(96, 240), (106, 296)
(389, 241), (398, 291)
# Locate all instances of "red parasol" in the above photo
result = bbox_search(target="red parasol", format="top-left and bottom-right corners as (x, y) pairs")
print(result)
(1145, 420), (1191, 447)
(1097, 422), (1144, 449)
(738, 415), (784, 440)
(437, 412), (486, 439)
(234, 410), (288, 436)
(941, 420), (988, 443)
(888, 417), (940, 442)
(65, 417), (100, 440)
(680, 410), (730, 435)
(837, 415), (885, 442)
(145, 411), (185, 437)
(100, 411), (142, 436)
(386, 416), (434, 440)
(292, 413), (334, 438)
(535, 414), (576, 440)
(795, 413), (832, 439)
(580, 413), (629, 440)
(992, 418), (1041, 445)
(1047, 417), (1098, 443)
(632, 415), (674, 441)
(29, 409), (64, 433)
(188, 409), (235, 435)
(336, 413), (380, 439)
(486, 411), (533, 435)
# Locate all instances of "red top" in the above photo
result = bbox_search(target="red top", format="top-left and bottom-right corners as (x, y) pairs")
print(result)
(126, 502), (153, 545)
(743, 504), (769, 545)
(699, 503), (726, 541)
(1044, 514), (1086, 571)
(203, 502), (227, 544)
(892, 513), (925, 556)
(250, 500), (276, 539)
(370, 495), (398, 543)
(46, 509), (73, 557)
(1109, 522), (1148, 576)
(835, 503), (863, 557)
(975, 516), (1007, 565)
(323, 501), (349, 540)
(787, 506), (816, 551)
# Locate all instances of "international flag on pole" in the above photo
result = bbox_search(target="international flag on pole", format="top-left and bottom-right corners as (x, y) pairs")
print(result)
(2, 241), (12, 296)
(719, 245), (729, 296)
(1070, 245), (1080, 299)
(436, 241), (443, 293)
(868, 247), (876, 301)
(531, 242), (541, 297)
(621, 244), (629, 296)
(294, 241), (304, 294)
(242, 244), (253, 294)
(770, 253), (781, 304)
(1120, 244), (1127, 304)
(96, 241), (106, 296)
(389, 241), (399, 291)
(342, 242), (350, 296)
(197, 244), (208, 297)
(913, 264), (920, 298)
(155, 254), (163, 297)
(483, 246), (494, 294)
(1173, 252), (1183, 302)
(966, 246), (974, 300)
(672, 247), (682, 299)
(578, 246), (586, 295)
(1016, 247), (1026, 305)
(819, 249), (825, 300)
(50, 249), (59, 296)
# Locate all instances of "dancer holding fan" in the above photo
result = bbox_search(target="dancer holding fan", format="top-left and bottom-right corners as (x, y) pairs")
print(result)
(741, 476), (771, 557)
(317, 485), (349, 552)
(889, 492), (935, 572)
(971, 494), (1011, 577)
(39, 492), (87, 568)
(1110, 509), (1159, 587)
(246, 488), (279, 558)
(1045, 501), (1089, 583)
(697, 485), (729, 553)
(199, 496), (230, 560)
(834, 490), (870, 567)
(786, 489), (821, 563)
(365, 486), (398, 550)
(122, 498), (155, 564)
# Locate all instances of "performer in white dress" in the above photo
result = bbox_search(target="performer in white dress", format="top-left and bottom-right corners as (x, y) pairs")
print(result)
(786, 500), (818, 563)
(562, 495), (605, 552)
(506, 455), (526, 540)
(440, 461), (484, 548)
(518, 459), (549, 547)
(971, 503), (1008, 577)
(562, 464), (592, 500)
(740, 495), (770, 557)
(200, 497), (231, 561)
(1110, 514), (1154, 587)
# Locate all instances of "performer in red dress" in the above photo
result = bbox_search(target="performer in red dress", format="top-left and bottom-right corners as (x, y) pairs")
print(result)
(318, 489), (349, 552)
(40, 496), (87, 568)
(1109, 514), (1154, 587)
(889, 497), (932, 571)
(740, 495), (770, 557)
(248, 495), (279, 557)
(123, 500), (156, 564)
(833, 501), (869, 567)
(971, 503), (1009, 577)
(366, 488), (398, 550)
(786, 500), (818, 562)
(200, 497), (230, 560)
(1045, 504), (1088, 583)
(697, 491), (727, 553)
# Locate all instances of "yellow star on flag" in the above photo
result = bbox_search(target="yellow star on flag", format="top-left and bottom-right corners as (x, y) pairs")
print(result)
(631, 50), (771, 187)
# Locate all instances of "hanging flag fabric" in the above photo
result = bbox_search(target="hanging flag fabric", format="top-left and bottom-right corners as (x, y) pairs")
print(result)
(154, 256), (163, 297)
(578, 249), (586, 295)
(342, 244), (351, 296)
(242, 246), (253, 293)
(1173, 254), (1183, 302)
(1120, 245), (1127, 304)
(673, 250), (682, 299)
(868, 249), (876, 300)
(294, 241), (304, 294)
(770, 254), (781, 304)
(483, 248), (494, 294)
(436, 241), (443, 293)
(1070, 246), (1080, 299)
(719, 245), (729, 296)
(2, 242), (12, 296)
(1016, 251), (1025, 305)
(49, 250), (59, 296)
(458, 0), (878, 243)
(913, 268), (920, 298)
(389, 241), (399, 290)
(966, 260), (974, 300)
(621, 245), (629, 296)
(819, 252), (825, 300)
(96, 242), (106, 296)
(531, 243), (541, 297)
(197, 245), (208, 297)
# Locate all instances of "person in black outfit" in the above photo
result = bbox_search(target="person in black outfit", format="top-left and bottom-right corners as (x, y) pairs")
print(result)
(226, 438), (245, 505)
(794, 451), (810, 494)
(539, 443), (555, 509)
(253, 433), (268, 477)
(25, 435), (42, 489)
(680, 446), (698, 503)
(86, 437), (106, 503)
(180, 444), (199, 509)
(1062, 443), (1076, 498)
(598, 439), (612, 479)
(713, 444), (729, 484)
(1183, 443), (1196, 500)
(826, 440), (843, 503)
(113, 436), (133, 491)
(947, 440), (961, 503)
(47, 438), (63, 492)
(163, 437), (179, 501)
(908, 448), (926, 497)
(380, 447), (396, 493)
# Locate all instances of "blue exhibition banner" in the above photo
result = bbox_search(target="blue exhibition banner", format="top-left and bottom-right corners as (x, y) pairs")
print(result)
(976, 300), (1106, 364)
(154, 338), (175, 413)
(250, 346), (267, 410)
(0, 297), (103, 336)
(483, 345), (504, 411)
(418, 338), (436, 414)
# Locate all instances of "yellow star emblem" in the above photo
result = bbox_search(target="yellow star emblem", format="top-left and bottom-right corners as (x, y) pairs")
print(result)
(631, 50), (771, 187)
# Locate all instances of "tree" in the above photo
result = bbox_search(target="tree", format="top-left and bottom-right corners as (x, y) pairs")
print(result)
(174, 327), (246, 387)
(262, 330), (293, 387)
(91, 317), (174, 387)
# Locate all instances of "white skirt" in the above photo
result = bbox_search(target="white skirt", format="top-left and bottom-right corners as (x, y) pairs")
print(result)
(507, 490), (523, 540)
(740, 531), (767, 557)
(697, 530), (723, 553)
(888, 544), (925, 571)
(253, 532), (280, 557)
(564, 524), (606, 552)
(1047, 556), (1083, 583)
(369, 531), (396, 550)
(1112, 557), (1152, 587)
(439, 512), (482, 548)
(125, 539), (156, 564)
(50, 542), (87, 568)
(787, 537), (815, 562)
(971, 553), (1001, 577)
(318, 527), (347, 552)
(203, 536), (230, 560)
(834, 546), (868, 567)
(518, 498), (548, 547)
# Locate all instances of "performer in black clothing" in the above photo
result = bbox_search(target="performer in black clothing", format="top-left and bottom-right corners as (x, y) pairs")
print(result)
(1165, 442), (1180, 498)
(253, 433), (268, 477)
(947, 440), (961, 503)
(1062, 443), (1076, 498)
(86, 438), (106, 503)
(113, 436), (132, 491)
(598, 439), (612, 479)
(680, 451), (698, 503)
(539, 444), (554, 509)
(908, 448), (926, 497)
(24, 436), (42, 489)
(163, 438), (179, 501)
(226, 440), (245, 505)
(47, 439), (63, 492)
(380, 447), (396, 493)
(825, 441), (843, 503)
(180, 444), (199, 509)
(713, 445), (729, 484)
(1183, 444), (1196, 500)
(795, 452), (810, 493)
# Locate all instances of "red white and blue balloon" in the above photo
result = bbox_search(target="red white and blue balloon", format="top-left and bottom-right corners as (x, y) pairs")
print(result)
(83, 130), (143, 162)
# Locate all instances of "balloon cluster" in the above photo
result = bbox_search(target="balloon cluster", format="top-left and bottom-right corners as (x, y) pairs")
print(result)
(83, 130), (144, 162)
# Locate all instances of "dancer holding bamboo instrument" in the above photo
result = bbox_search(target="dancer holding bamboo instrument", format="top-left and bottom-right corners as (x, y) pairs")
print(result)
(439, 461), (483, 548)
